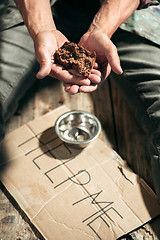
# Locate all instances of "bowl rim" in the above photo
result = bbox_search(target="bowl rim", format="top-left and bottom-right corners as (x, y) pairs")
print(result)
(55, 110), (101, 145)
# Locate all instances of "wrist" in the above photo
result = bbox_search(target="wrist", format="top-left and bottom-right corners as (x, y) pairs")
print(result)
(28, 22), (56, 41)
(88, 0), (140, 38)
(88, 6), (121, 38)
(88, 18), (118, 39)
(24, 8), (56, 41)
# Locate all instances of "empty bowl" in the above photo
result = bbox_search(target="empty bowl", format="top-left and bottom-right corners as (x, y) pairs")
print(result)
(55, 110), (101, 148)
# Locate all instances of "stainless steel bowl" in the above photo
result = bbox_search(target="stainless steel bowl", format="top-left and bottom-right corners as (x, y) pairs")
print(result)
(55, 110), (101, 148)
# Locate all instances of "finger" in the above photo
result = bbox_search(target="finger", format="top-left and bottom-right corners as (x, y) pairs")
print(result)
(65, 84), (80, 95)
(89, 68), (102, 84)
(79, 84), (98, 93)
(101, 62), (111, 80)
(89, 73), (101, 84)
(36, 47), (52, 79)
(63, 83), (71, 92)
(36, 61), (52, 79)
(50, 64), (91, 85)
(91, 68), (102, 77)
(68, 68), (102, 84)
(93, 62), (99, 69)
(105, 42), (123, 75)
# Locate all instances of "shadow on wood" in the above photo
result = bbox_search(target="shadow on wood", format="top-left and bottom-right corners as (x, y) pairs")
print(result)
(1, 76), (160, 240)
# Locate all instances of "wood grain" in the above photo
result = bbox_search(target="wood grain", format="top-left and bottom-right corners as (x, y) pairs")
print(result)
(1, 76), (160, 240)
(110, 80), (160, 240)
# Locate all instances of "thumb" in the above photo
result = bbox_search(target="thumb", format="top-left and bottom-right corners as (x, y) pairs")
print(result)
(35, 45), (52, 79)
(105, 41), (123, 75)
(36, 61), (52, 79)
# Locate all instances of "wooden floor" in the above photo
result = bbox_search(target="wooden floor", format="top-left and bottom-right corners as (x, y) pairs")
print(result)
(1, 76), (160, 240)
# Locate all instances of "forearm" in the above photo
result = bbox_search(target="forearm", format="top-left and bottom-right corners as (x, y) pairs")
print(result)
(14, 0), (56, 40)
(89, 0), (140, 38)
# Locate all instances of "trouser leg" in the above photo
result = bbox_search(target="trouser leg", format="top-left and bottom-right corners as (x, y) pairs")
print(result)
(110, 29), (160, 199)
(0, 23), (38, 143)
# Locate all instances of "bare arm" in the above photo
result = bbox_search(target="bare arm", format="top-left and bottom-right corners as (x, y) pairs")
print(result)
(14, 0), (56, 40)
(89, 0), (140, 38)
(14, 0), (62, 79)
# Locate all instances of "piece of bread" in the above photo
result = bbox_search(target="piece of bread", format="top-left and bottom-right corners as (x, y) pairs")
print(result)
(54, 42), (96, 77)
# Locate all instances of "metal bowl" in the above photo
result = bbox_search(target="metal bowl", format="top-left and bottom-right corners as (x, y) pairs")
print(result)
(55, 110), (101, 148)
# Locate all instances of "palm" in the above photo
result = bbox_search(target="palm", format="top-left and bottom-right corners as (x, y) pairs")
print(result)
(79, 30), (121, 79)
(34, 30), (68, 79)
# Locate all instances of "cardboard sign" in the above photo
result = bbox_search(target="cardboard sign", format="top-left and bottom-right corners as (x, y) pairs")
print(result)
(0, 105), (160, 240)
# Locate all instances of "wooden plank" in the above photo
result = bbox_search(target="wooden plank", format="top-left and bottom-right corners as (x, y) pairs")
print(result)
(1, 77), (63, 240)
(1, 77), (114, 239)
(110, 80), (153, 191)
(110, 80), (160, 240)
(5, 78), (62, 133)
(0, 182), (44, 240)
(1, 75), (159, 239)
(91, 80), (117, 148)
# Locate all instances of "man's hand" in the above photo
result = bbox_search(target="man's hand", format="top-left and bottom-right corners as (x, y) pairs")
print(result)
(63, 0), (140, 95)
(63, 29), (123, 95)
(79, 29), (123, 78)
(35, 29), (67, 79)
(35, 29), (101, 89)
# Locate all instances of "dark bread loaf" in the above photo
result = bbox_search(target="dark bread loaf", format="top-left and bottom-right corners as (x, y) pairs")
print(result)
(54, 42), (96, 77)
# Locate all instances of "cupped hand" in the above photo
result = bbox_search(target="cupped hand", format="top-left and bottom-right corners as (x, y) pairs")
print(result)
(79, 30), (123, 79)
(64, 29), (123, 94)
(34, 29), (101, 88)
(34, 29), (67, 79)
(63, 65), (101, 95)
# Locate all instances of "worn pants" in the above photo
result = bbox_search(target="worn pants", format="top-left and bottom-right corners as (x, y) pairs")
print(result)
(1, 1), (160, 199)
(111, 30), (160, 200)
(0, 23), (38, 142)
